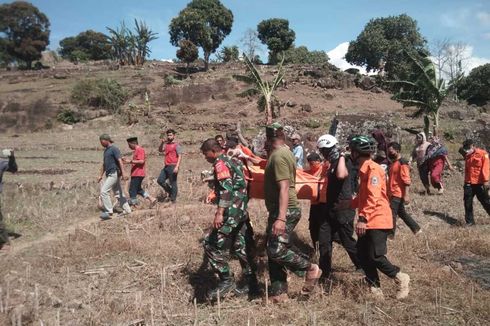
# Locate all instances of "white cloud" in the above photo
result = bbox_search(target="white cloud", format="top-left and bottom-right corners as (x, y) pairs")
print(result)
(465, 46), (490, 73)
(327, 42), (370, 74)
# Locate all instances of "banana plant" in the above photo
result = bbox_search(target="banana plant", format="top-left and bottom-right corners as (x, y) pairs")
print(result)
(390, 50), (461, 136)
(233, 54), (284, 124)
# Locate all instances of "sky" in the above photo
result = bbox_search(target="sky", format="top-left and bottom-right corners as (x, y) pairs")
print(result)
(2, 0), (489, 73)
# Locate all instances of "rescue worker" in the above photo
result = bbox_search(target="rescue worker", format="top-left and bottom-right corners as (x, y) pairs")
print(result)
(0, 149), (18, 251)
(349, 136), (410, 300)
(200, 139), (258, 300)
(316, 134), (362, 281)
(387, 142), (421, 236)
(460, 139), (490, 226)
(263, 123), (321, 303)
(304, 152), (326, 248)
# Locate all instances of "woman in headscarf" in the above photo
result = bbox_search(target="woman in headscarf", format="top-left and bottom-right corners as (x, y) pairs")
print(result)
(410, 132), (431, 194)
(425, 136), (454, 194)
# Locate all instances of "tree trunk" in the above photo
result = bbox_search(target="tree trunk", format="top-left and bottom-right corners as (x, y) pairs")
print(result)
(236, 122), (249, 147)
(433, 111), (439, 137)
(204, 51), (210, 71)
(423, 115), (431, 138)
(265, 95), (273, 125)
(186, 62), (189, 78)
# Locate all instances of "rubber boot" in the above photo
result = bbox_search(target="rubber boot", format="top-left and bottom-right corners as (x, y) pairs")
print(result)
(207, 273), (236, 301)
(234, 274), (261, 298)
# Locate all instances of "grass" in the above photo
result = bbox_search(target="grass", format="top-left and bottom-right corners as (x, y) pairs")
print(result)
(0, 122), (489, 325)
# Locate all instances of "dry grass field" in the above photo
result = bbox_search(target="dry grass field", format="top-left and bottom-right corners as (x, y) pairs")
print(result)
(0, 62), (489, 325)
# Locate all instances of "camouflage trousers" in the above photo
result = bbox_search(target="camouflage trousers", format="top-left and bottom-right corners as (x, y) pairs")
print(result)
(0, 198), (9, 247)
(266, 207), (311, 296)
(203, 210), (257, 278)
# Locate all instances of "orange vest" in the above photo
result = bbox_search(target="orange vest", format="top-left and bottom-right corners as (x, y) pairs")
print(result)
(388, 159), (411, 198)
(352, 159), (392, 229)
(465, 148), (490, 185)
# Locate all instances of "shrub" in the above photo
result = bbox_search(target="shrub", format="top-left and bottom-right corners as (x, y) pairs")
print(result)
(57, 108), (80, 125)
(164, 75), (182, 86)
(282, 46), (329, 65)
(71, 79), (127, 113)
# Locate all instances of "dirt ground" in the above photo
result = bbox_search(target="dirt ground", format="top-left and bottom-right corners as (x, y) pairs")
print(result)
(0, 62), (489, 325)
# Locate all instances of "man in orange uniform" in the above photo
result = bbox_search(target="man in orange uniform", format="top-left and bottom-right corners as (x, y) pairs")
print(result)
(349, 136), (410, 300)
(460, 139), (490, 226)
(387, 142), (421, 236)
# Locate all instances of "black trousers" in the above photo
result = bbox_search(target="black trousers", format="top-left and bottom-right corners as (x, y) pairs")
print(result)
(309, 204), (323, 246)
(317, 206), (362, 279)
(357, 229), (399, 287)
(390, 197), (420, 235)
(129, 176), (147, 200)
(464, 184), (490, 225)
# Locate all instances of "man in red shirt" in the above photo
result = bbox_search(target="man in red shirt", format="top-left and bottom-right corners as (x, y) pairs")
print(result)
(124, 137), (156, 207)
(387, 142), (421, 236)
(349, 136), (410, 300)
(460, 139), (490, 225)
(157, 129), (183, 203)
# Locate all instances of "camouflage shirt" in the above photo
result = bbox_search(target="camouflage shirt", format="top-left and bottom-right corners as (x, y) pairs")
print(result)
(213, 154), (247, 209)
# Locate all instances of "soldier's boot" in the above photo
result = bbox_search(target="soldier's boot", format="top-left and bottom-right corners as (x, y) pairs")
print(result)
(207, 273), (236, 301)
(234, 274), (261, 298)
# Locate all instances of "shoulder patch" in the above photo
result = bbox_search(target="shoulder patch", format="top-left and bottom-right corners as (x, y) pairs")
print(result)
(214, 160), (231, 180)
(371, 176), (379, 186)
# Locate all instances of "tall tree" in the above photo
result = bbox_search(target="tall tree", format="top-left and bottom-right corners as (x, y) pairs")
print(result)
(240, 28), (262, 63)
(257, 18), (295, 64)
(345, 14), (427, 80)
(169, 0), (233, 71)
(59, 30), (111, 62)
(0, 1), (50, 68)
(457, 63), (490, 106)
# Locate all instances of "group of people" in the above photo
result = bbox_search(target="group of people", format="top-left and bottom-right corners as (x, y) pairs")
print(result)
(199, 124), (490, 303)
(97, 129), (183, 219)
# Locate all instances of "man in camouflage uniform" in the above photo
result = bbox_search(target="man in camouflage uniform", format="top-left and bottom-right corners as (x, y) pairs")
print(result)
(264, 123), (322, 303)
(200, 138), (258, 300)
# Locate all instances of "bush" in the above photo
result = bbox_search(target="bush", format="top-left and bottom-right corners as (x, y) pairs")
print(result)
(458, 63), (490, 106)
(57, 108), (81, 125)
(164, 75), (182, 86)
(71, 79), (127, 113)
(282, 46), (329, 65)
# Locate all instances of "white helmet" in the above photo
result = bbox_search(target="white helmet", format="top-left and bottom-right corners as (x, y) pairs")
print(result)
(317, 134), (338, 149)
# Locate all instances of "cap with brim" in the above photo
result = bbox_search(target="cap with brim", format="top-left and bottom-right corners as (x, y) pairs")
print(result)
(99, 134), (113, 142)
(265, 122), (283, 139)
(462, 139), (473, 149)
(291, 133), (301, 140)
(126, 137), (138, 143)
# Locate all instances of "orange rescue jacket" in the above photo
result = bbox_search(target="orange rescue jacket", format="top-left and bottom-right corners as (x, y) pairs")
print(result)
(465, 148), (490, 185)
(388, 158), (411, 199)
(352, 159), (393, 230)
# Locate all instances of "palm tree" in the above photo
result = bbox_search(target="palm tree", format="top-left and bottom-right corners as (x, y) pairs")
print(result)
(134, 19), (158, 65)
(234, 54), (284, 124)
(390, 50), (460, 136)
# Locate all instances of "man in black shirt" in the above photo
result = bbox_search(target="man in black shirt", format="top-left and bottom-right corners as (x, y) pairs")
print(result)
(316, 134), (362, 281)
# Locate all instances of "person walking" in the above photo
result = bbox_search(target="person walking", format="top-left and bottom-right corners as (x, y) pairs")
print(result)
(200, 139), (258, 300)
(123, 137), (157, 207)
(263, 123), (321, 303)
(0, 149), (18, 251)
(316, 134), (362, 281)
(460, 139), (490, 226)
(157, 129), (183, 204)
(387, 142), (421, 236)
(410, 132), (431, 194)
(304, 152), (327, 248)
(98, 134), (131, 220)
(349, 136), (410, 300)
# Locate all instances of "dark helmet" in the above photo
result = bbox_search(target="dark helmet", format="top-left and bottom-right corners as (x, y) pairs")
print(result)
(349, 135), (377, 155)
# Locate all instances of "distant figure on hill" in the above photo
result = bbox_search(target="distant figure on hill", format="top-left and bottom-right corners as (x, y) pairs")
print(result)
(460, 139), (490, 226)
(0, 149), (18, 252)
(291, 133), (304, 169)
(157, 129), (183, 204)
(123, 137), (157, 208)
(97, 134), (131, 220)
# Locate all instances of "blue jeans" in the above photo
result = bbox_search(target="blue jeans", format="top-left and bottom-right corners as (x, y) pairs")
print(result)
(157, 165), (178, 202)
